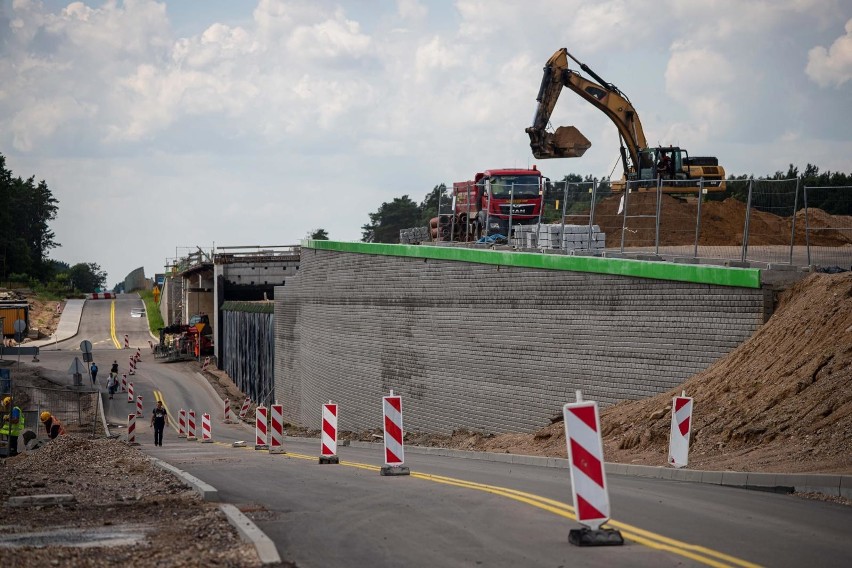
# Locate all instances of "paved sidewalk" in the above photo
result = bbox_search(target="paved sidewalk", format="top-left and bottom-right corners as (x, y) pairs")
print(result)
(27, 299), (85, 347)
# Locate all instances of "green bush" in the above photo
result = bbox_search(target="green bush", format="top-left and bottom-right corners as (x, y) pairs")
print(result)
(138, 290), (165, 334)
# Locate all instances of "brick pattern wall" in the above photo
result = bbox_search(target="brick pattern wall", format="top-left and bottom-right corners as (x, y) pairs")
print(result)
(275, 249), (770, 435)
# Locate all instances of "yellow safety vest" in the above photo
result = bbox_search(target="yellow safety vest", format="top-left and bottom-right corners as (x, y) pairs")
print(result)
(0, 406), (24, 436)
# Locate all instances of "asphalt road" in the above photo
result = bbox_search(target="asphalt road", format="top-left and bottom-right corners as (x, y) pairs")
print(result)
(29, 296), (852, 567)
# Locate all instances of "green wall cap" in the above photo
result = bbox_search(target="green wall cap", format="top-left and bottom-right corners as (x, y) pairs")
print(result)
(301, 240), (762, 288)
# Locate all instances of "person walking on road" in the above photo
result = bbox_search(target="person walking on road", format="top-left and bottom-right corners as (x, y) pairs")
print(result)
(151, 400), (167, 446)
(106, 374), (118, 399)
(110, 360), (119, 376)
(90, 362), (98, 385)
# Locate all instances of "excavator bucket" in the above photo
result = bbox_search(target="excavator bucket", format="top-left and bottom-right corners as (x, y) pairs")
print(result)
(528, 125), (591, 159)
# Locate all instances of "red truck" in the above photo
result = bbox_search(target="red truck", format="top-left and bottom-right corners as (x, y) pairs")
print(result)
(430, 166), (545, 242)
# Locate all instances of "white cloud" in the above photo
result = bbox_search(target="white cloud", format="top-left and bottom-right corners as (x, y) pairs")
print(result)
(286, 10), (372, 59)
(414, 35), (462, 82)
(806, 18), (852, 87)
(663, 47), (736, 138)
(397, 0), (427, 22)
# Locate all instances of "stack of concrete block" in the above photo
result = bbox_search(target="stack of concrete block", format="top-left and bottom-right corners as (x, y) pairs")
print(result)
(399, 226), (430, 244)
(512, 224), (606, 251)
(560, 224), (605, 252)
(530, 224), (606, 252)
(538, 225), (563, 249)
(510, 225), (536, 248)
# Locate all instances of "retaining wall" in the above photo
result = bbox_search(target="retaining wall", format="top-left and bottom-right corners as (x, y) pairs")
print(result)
(275, 242), (771, 435)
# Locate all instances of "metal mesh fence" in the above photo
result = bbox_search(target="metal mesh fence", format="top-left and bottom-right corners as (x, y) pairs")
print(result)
(9, 386), (101, 440)
(804, 185), (852, 269)
(416, 178), (851, 270)
(742, 178), (800, 265)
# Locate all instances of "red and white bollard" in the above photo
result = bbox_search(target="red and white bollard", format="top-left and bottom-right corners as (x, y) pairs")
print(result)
(124, 334), (129, 349)
(127, 382), (135, 403)
(319, 401), (339, 464)
(127, 413), (137, 445)
(121, 374), (127, 392)
(223, 399), (235, 424)
(186, 409), (197, 441)
(238, 397), (251, 420)
(563, 390), (623, 546)
(269, 404), (285, 454)
(201, 356), (210, 372)
(128, 357), (136, 375)
(254, 405), (268, 450)
(668, 390), (693, 469)
(178, 408), (187, 438)
(381, 390), (409, 476)
(200, 413), (213, 443)
(136, 395), (143, 416)
(135, 348), (142, 362)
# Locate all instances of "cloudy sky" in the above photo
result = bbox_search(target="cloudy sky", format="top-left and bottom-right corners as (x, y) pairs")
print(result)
(2, 0), (851, 286)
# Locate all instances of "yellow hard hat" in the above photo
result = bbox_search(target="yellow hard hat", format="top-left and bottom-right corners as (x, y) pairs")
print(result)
(2, 396), (10, 406)
(41, 411), (52, 421)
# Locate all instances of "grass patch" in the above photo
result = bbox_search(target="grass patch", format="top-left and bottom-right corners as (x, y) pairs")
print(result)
(138, 289), (165, 335)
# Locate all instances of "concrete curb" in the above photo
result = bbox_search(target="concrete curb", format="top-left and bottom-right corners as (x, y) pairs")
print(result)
(330, 439), (851, 499)
(148, 456), (219, 501)
(220, 504), (282, 565)
(147, 457), (280, 565)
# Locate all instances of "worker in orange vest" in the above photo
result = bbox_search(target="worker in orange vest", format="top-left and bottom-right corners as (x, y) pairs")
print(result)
(40, 411), (66, 439)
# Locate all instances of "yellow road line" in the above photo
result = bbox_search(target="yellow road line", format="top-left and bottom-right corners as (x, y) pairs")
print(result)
(109, 301), (121, 348)
(273, 449), (760, 568)
(147, 411), (760, 568)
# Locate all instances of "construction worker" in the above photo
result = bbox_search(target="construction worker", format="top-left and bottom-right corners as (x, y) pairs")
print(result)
(40, 411), (65, 440)
(0, 396), (24, 456)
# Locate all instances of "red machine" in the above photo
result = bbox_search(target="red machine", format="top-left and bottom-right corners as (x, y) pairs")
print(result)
(430, 167), (545, 242)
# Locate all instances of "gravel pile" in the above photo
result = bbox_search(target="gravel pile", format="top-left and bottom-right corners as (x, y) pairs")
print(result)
(0, 435), (265, 567)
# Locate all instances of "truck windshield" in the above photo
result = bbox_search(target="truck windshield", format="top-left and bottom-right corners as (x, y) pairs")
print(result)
(489, 175), (541, 198)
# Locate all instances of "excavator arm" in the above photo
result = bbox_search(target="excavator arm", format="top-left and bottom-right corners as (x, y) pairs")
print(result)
(526, 48), (648, 178)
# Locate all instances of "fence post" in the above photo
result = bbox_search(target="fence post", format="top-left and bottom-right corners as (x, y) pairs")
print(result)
(803, 183), (812, 266)
(742, 177), (754, 263)
(450, 193), (456, 243)
(485, 180), (492, 239)
(560, 182), (569, 252)
(655, 176), (663, 255)
(694, 179), (704, 258)
(789, 177), (801, 265)
(620, 182), (631, 253)
(466, 184), (471, 241)
(508, 183), (515, 244)
(589, 178), (599, 254)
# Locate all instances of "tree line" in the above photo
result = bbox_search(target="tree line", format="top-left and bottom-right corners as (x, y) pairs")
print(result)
(0, 153), (106, 293)
(361, 165), (851, 243)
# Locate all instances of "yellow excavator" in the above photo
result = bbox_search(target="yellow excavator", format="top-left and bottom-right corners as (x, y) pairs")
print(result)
(526, 48), (725, 193)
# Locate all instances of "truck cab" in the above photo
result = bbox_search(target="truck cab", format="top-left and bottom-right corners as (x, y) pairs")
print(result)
(468, 168), (544, 238)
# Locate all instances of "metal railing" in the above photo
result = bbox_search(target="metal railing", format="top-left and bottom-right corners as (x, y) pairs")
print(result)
(10, 386), (101, 440)
(527, 179), (851, 270)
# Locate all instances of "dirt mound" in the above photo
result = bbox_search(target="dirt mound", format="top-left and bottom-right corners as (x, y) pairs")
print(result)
(586, 194), (851, 248)
(408, 272), (852, 474)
